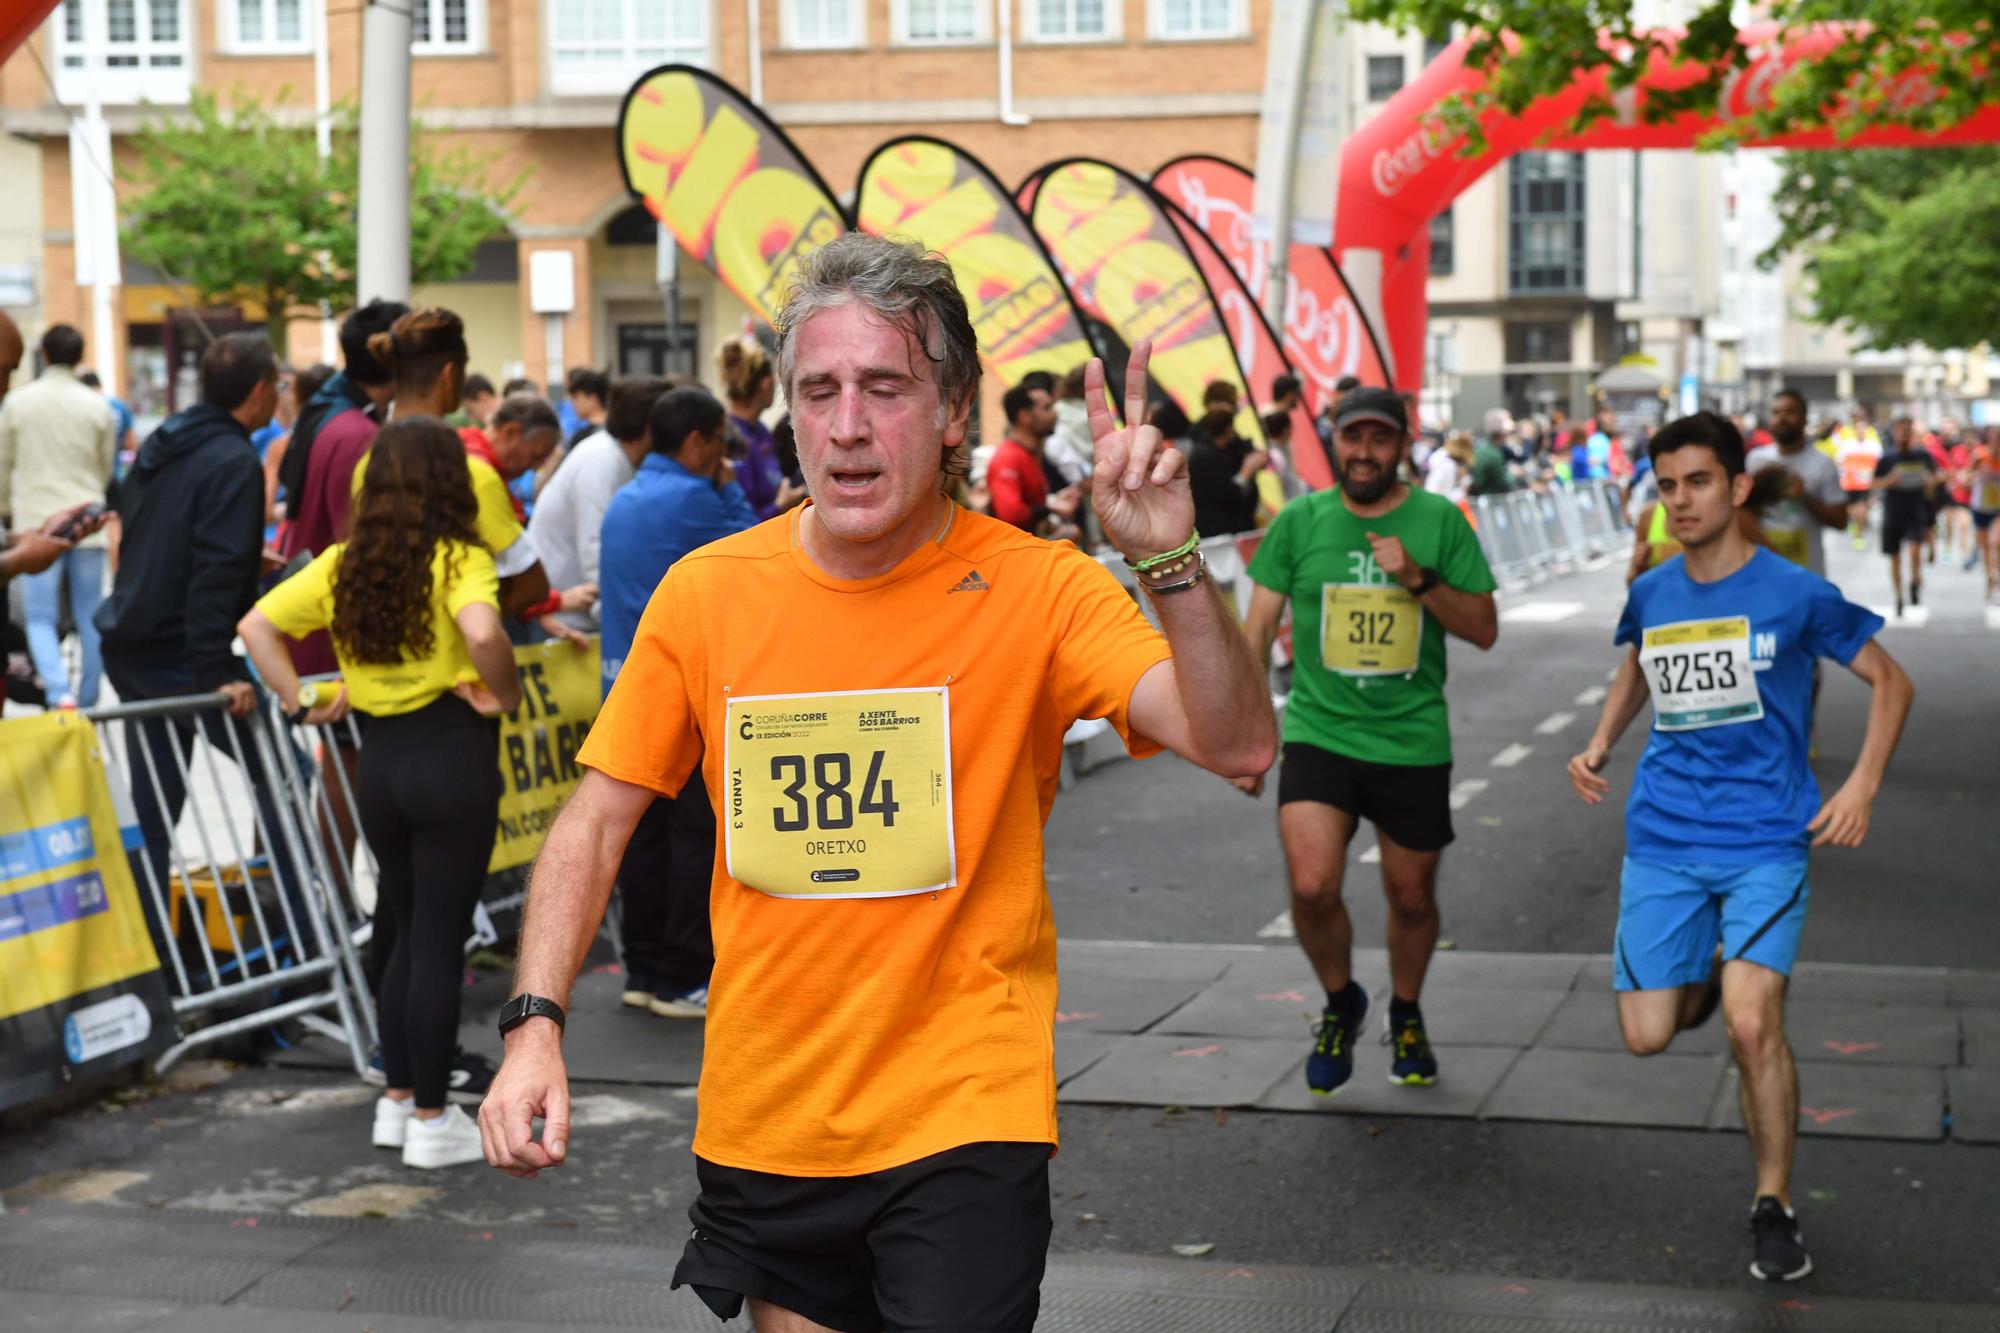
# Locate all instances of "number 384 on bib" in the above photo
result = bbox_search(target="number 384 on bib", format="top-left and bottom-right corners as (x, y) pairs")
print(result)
(723, 688), (958, 899)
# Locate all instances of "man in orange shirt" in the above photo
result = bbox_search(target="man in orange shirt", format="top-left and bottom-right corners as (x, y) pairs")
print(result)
(478, 233), (1276, 1332)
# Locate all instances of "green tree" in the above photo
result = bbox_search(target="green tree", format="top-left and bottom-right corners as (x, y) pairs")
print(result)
(120, 90), (524, 351)
(1770, 151), (2000, 351)
(1345, 0), (1997, 149)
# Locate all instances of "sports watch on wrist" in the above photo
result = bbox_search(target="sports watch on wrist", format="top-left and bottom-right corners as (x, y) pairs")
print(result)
(286, 682), (320, 727)
(1410, 567), (1441, 596)
(498, 993), (566, 1036)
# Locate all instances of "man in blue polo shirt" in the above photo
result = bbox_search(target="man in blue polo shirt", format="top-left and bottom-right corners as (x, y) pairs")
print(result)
(1568, 411), (1913, 1285)
(597, 387), (755, 1020)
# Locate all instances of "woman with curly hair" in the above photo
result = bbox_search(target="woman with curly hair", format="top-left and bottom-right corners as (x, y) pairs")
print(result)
(238, 417), (522, 1170)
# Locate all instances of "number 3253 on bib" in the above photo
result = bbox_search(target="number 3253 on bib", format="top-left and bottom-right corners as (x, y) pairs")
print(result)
(723, 687), (957, 899)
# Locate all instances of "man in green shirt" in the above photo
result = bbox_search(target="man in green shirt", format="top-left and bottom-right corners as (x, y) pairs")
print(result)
(1239, 387), (1499, 1093)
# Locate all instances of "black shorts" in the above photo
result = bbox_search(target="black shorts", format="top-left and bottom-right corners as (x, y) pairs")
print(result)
(673, 1142), (1052, 1332)
(1841, 487), (1871, 506)
(1881, 509), (1931, 555)
(1275, 741), (1455, 852)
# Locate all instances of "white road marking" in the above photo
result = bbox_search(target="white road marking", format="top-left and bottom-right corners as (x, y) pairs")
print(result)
(1449, 779), (1490, 811)
(1499, 600), (1586, 624)
(1986, 606), (2000, 630)
(1575, 686), (1608, 706)
(1867, 605), (1931, 627)
(1607, 666), (1621, 681)
(1534, 712), (1576, 736)
(1360, 844), (1382, 863)
(1490, 743), (1534, 768)
(1257, 911), (1295, 939)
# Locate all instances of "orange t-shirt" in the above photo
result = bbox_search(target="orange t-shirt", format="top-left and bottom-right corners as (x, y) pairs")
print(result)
(576, 503), (1172, 1176)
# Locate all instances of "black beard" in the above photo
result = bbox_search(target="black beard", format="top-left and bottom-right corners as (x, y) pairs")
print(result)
(1773, 427), (1805, 448)
(1339, 468), (1396, 504)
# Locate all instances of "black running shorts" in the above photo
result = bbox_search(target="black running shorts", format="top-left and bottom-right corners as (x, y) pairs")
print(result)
(1881, 508), (1930, 556)
(1276, 741), (1455, 852)
(672, 1141), (1053, 1332)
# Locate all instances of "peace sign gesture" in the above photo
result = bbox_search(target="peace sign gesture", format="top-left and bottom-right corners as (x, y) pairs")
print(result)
(1086, 339), (1194, 563)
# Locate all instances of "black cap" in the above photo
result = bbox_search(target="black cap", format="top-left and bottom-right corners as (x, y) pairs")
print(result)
(1332, 385), (1408, 434)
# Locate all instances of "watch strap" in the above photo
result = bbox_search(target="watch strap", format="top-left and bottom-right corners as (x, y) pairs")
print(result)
(499, 993), (566, 1035)
(1413, 567), (1441, 595)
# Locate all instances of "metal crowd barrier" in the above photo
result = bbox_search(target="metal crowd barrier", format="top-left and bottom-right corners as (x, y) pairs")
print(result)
(84, 692), (376, 1074)
(1471, 478), (1630, 587)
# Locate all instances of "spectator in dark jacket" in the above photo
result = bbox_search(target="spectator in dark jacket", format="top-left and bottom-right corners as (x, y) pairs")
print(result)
(94, 333), (303, 974)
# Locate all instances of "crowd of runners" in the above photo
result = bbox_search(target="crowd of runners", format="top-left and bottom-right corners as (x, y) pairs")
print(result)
(5, 231), (1936, 1323)
(450, 231), (1926, 1332)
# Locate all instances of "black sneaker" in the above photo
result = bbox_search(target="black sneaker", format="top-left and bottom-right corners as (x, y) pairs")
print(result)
(1385, 1007), (1439, 1086)
(1749, 1196), (1813, 1281)
(1910, 581), (1922, 608)
(445, 1050), (497, 1106)
(1305, 986), (1367, 1095)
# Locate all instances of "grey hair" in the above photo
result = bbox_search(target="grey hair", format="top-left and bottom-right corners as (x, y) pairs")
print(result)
(774, 231), (982, 476)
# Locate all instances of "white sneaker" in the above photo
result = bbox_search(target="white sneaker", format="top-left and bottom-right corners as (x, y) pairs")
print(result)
(372, 1095), (413, 1149)
(401, 1104), (484, 1170)
(648, 986), (708, 1019)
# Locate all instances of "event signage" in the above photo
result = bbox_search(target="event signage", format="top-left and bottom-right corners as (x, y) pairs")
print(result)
(489, 639), (604, 873)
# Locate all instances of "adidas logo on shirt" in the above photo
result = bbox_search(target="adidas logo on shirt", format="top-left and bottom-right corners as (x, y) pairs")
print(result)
(948, 570), (990, 594)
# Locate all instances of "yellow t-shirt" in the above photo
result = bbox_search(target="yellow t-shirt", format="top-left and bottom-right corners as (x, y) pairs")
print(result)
(351, 444), (537, 577)
(257, 540), (500, 716)
(576, 505), (1172, 1177)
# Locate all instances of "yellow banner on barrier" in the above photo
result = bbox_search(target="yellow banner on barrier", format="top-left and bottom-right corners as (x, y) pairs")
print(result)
(0, 712), (162, 1022)
(490, 639), (603, 874)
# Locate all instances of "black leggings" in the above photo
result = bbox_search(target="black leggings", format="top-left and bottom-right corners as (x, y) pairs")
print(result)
(355, 694), (501, 1108)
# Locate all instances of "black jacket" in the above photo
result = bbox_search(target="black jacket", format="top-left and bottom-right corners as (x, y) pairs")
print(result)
(95, 404), (266, 690)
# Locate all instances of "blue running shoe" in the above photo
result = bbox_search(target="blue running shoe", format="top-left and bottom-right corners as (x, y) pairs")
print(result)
(1386, 1006), (1438, 1086)
(1305, 986), (1367, 1095)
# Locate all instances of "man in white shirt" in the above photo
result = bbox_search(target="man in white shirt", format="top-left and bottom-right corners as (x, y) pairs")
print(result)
(0, 323), (118, 706)
(1747, 387), (1848, 578)
(525, 376), (670, 635)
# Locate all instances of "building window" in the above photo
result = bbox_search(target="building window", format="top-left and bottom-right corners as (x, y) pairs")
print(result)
(411, 0), (483, 53)
(1505, 321), (1573, 365)
(229, 0), (305, 51)
(1152, 0), (1236, 40)
(1428, 208), (1453, 276)
(1031, 0), (1111, 41)
(898, 0), (981, 43)
(1366, 53), (1405, 101)
(786, 0), (861, 47)
(1422, 33), (1450, 65)
(1508, 151), (1587, 293)
(55, 0), (191, 103)
(551, 0), (707, 94)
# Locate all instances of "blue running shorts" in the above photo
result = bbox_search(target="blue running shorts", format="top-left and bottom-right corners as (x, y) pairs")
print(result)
(1613, 857), (1810, 992)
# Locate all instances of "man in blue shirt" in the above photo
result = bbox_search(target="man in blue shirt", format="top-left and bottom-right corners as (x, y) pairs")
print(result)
(597, 387), (755, 1020)
(1568, 412), (1913, 1285)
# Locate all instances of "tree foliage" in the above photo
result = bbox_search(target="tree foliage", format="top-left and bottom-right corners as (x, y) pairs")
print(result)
(1768, 149), (2000, 351)
(1345, 0), (1999, 151)
(120, 91), (523, 349)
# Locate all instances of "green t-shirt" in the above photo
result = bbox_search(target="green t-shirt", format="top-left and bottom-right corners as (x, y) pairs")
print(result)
(1248, 486), (1496, 766)
(1469, 441), (1513, 496)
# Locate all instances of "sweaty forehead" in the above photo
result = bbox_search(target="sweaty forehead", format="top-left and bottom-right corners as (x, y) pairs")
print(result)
(793, 302), (936, 387)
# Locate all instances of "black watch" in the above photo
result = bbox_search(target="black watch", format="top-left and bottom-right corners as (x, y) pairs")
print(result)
(498, 993), (566, 1036)
(1410, 567), (1440, 595)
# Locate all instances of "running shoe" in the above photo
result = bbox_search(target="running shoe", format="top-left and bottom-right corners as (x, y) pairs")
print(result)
(1385, 1007), (1439, 1086)
(649, 986), (709, 1019)
(372, 1094), (413, 1149)
(1305, 987), (1366, 1095)
(1910, 582), (1923, 608)
(621, 974), (655, 1009)
(364, 1047), (494, 1103)
(402, 1105), (485, 1170)
(1749, 1196), (1813, 1281)
(445, 1051), (498, 1105)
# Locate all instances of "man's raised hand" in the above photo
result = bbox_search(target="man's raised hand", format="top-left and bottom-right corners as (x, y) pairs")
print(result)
(1086, 340), (1194, 561)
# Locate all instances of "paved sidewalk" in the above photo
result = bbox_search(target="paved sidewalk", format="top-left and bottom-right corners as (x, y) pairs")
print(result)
(6, 1203), (1993, 1331)
(274, 941), (2000, 1145)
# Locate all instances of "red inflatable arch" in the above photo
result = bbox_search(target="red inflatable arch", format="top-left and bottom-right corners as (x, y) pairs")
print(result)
(1334, 23), (2000, 397)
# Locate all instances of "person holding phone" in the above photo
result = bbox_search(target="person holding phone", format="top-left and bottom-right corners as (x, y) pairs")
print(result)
(239, 417), (523, 1171)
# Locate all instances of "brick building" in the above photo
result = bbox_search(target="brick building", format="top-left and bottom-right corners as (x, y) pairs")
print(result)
(1, 0), (1276, 415)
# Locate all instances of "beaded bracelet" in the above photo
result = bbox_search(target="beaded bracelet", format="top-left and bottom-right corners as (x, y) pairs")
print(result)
(1124, 530), (1201, 575)
(1139, 550), (1208, 596)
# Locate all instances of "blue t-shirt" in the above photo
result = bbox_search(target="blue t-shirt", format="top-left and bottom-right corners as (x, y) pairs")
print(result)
(1614, 548), (1882, 865)
(597, 453), (757, 695)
